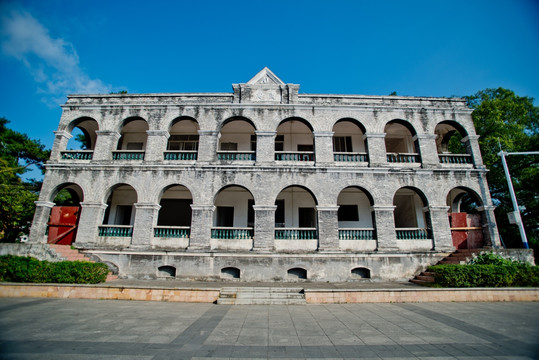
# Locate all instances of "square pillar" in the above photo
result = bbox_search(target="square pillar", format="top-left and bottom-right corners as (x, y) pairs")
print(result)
(130, 203), (161, 249)
(415, 134), (439, 168)
(145, 130), (169, 161)
(462, 135), (484, 167)
(74, 202), (108, 248)
(365, 133), (387, 167)
(93, 131), (121, 161)
(316, 206), (339, 251)
(49, 131), (72, 161)
(428, 205), (454, 251)
(252, 205), (277, 251)
(255, 131), (276, 164)
(313, 131), (334, 164)
(28, 201), (54, 244)
(197, 130), (219, 163)
(372, 205), (397, 251)
(188, 205), (214, 250)
(477, 205), (501, 248)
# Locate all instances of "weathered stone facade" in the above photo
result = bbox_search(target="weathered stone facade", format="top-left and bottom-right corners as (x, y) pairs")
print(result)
(29, 68), (500, 281)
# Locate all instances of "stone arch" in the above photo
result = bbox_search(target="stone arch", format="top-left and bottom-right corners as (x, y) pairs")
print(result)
(393, 186), (431, 239)
(287, 267), (307, 279)
(435, 120), (473, 164)
(275, 185), (318, 229)
(218, 117), (257, 159)
(166, 117), (200, 159)
(275, 117), (314, 161)
(66, 117), (99, 151)
(102, 184), (138, 226)
(351, 267), (371, 279)
(332, 118), (367, 156)
(158, 265), (176, 278)
(337, 186), (375, 228)
(157, 185), (193, 227)
(446, 186), (483, 213)
(213, 185), (255, 228)
(116, 117), (149, 152)
(50, 183), (84, 205)
(221, 267), (240, 279)
(46, 183), (84, 245)
(447, 187), (486, 249)
(384, 119), (421, 163)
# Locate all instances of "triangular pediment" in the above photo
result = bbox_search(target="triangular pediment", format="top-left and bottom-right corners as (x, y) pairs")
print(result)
(246, 67), (285, 85)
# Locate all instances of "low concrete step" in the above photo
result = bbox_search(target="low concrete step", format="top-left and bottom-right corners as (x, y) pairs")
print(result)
(217, 287), (306, 305)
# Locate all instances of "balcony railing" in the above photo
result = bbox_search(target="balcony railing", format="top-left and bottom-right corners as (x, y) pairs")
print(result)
(387, 153), (420, 163)
(439, 153), (472, 164)
(396, 228), (430, 240)
(154, 226), (190, 238)
(338, 228), (376, 240)
(275, 151), (314, 161)
(275, 228), (318, 240)
(61, 150), (93, 160)
(164, 151), (197, 160)
(98, 225), (133, 237)
(211, 227), (253, 239)
(217, 151), (256, 161)
(112, 151), (145, 160)
(334, 152), (368, 162)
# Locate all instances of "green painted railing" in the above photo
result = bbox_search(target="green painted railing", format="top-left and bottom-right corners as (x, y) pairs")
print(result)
(211, 227), (253, 239)
(339, 228), (375, 240)
(112, 151), (145, 160)
(61, 151), (93, 160)
(275, 152), (314, 161)
(98, 225), (133, 237)
(154, 226), (190, 238)
(396, 228), (430, 240)
(439, 154), (472, 164)
(387, 153), (420, 163)
(164, 151), (197, 160)
(275, 228), (318, 240)
(217, 151), (256, 161)
(334, 152), (368, 162)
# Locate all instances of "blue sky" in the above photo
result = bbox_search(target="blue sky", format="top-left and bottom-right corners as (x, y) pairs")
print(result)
(1, 0), (538, 152)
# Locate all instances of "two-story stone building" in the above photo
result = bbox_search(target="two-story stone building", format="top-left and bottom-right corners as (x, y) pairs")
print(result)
(29, 68), (500, 281)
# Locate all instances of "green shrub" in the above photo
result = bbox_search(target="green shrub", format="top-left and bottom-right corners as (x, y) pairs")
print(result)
(429, 263), (539, 288)
(0, 255), (109, 284)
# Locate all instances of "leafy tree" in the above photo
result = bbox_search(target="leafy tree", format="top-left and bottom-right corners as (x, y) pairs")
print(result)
(0, 117), (50, 242)
(466, 88), (539, 250)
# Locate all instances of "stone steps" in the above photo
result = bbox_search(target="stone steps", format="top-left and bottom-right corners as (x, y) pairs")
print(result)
(48, 244), (118, 282)
(410, 249), (482, 285)
(217, 287), (306, 305)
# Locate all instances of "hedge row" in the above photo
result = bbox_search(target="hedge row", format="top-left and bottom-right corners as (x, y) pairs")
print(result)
(0, 255), (109, 284)
(428, 263), (539, 287)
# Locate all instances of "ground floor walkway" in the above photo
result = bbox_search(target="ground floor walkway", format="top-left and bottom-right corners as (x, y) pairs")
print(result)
(1, 298), (537, 359)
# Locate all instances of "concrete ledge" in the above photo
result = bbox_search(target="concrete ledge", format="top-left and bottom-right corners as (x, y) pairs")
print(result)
(0, 283), (220, 303)
(305, 288), (539, 303)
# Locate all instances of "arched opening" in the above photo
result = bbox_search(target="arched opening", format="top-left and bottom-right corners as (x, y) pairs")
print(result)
(447, 187), (485, 249)
(158, 265), (176, 278)
(384, 120), (421, 163)
(221, 267), (240, 279)
(275, 186), (318, 240)
(100, 184), (137, 237)
(435, 121), (472, 165)
(154, 185), (193, 239)
(47, 183), (84, 245)
(218, 117), (256, 161)
(62, 117), (99, 160)
(337, 187), (375, 240)
(114, 117), (148, 160)
(351, 267), (371, 279)
(287, 267), (307, 279)
(332, 119), (368, 162)
(212, 185), (254, 239)
(165, 117), (199, 160)
(393, 187), (431, 240)
(275, 118), (314, 161)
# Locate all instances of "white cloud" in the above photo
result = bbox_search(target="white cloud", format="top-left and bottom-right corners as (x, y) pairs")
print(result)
(1, 9), (112, 106)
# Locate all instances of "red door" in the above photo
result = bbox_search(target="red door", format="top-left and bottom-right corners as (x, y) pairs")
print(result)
(449, 212), (484, 249)
(47, 206), (80, 245)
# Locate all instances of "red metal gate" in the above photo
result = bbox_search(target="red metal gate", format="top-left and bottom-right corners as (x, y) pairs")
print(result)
(47, 206), (80, 245)
(449, 212), (484, 249)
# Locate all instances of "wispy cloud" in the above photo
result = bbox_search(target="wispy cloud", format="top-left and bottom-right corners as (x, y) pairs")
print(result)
(1, 9), (112, 106)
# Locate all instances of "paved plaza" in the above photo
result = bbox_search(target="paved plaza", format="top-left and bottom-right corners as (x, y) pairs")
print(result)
(0, 298), (538, 359)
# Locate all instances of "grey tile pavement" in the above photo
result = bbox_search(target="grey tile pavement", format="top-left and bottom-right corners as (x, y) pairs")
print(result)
(0, 298), (537, 359)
